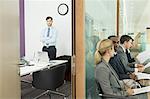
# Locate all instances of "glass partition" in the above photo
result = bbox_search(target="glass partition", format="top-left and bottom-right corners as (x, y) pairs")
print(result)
(119, 0), (150, 56)
(85, 0), (117, 98)
(85, 0), (150, 98)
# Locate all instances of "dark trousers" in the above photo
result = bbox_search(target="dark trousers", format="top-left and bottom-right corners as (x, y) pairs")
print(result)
(42, 46), (56, 60)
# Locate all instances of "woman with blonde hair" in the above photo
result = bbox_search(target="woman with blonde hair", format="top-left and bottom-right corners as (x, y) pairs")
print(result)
(95, 39), (148, 99)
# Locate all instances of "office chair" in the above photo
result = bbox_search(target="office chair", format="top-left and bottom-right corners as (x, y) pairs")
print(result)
(56, 55), (71, 81)
(95, 80), (136, 99)
(32, 63), (67, 99)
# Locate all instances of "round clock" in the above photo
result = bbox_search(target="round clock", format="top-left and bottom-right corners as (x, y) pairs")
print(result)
(57, 3), (69, 16)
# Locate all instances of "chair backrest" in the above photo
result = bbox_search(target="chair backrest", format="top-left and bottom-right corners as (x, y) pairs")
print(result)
(32, 63), (66, 90)
(95, 80), (103, 95)
(95, 80), (131, 99)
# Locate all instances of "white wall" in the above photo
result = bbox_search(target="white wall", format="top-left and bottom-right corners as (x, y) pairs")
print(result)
(25, 0), (72, 59)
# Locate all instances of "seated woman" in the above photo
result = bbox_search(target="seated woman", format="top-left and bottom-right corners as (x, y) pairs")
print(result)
(94, 39), (149, 99)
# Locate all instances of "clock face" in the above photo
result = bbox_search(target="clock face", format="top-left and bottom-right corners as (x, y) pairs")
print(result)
(58, 3), (69, 16)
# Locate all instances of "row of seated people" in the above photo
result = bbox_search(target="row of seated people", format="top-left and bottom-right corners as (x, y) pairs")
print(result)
(95, 35), (150, 99)
(109, 35), (150, 83)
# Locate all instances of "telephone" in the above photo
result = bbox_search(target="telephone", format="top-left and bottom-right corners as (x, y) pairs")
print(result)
(20, 57), (34, 66)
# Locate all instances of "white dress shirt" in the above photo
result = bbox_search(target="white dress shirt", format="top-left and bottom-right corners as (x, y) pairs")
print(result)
(41, 26), (57, 47)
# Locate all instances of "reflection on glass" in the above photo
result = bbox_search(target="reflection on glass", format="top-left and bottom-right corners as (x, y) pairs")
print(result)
(85, 0), (150, 98)
(85, 0), (116, 98)
(120, 0), (150, 53)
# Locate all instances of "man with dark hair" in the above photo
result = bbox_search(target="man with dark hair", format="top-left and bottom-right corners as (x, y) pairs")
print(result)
(108, 35), (116, 39)
(46, 16), (53, 21)
(41, 16), (57, 60)
(108, 35), (133, 80)
(108, 35), (127, 78)
(117, 35), (144, 73)
(119, 35), (132, 44)
(108, 35), (119, 52)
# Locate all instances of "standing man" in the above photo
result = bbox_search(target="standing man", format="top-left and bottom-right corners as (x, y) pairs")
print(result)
(41, 16), (57, 60)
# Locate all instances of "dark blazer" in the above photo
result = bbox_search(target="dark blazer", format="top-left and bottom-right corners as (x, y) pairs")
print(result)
(109, 54), (130, 80)
(95, 59), (127, 96)
(116, 46), (135, 73)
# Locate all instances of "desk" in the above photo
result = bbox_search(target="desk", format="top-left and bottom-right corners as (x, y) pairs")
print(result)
(20, 60), (67, 76)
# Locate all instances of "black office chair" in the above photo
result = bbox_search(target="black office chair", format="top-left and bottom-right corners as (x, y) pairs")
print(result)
(95, 80), (136, 99)
(32, 63), (67, 99)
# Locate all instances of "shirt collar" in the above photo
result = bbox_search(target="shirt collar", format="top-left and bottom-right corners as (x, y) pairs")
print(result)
(126, 49), (130, 53)
(114, 52), (117, 55)
(47, 26), (52, 29)
(120, 44), (126, 53)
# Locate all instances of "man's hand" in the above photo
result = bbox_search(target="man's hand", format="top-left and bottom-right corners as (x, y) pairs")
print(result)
(137, 64), (144, 68)
(137, 67), (145, 72)
(129, 73), (137, 80)
(45, 43), (50, 48)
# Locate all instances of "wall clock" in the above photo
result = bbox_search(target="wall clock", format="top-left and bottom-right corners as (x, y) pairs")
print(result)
(57, 3), (69, 16)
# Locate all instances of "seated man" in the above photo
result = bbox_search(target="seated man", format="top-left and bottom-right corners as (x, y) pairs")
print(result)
(108, 35), (135, 80)
(95, 39), (149, 98)
(126, 38), (150, 74)
(109, 35), (150, 87)
(116, 35), (144, 73)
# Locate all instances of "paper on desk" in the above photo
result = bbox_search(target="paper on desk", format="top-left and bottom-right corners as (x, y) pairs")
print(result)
(135, 72), (150, 80)
(136, 50), (150, 64)
(133, 86), (150, 95)
(144, 62), (150, 69)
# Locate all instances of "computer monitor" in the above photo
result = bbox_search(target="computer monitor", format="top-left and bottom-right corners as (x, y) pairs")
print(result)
(33, 51), (49, 63)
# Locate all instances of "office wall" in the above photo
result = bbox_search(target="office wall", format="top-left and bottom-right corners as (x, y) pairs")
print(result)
(25, 0), (72, 59)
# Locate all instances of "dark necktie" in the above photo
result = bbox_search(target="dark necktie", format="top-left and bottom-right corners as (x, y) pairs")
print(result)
(47, 28), (50, 37)
(126, 49), (135, 63)
(126, 49), (130, 57)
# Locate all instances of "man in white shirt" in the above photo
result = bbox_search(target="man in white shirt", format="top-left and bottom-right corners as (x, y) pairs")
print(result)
(41, 16), (57, 60)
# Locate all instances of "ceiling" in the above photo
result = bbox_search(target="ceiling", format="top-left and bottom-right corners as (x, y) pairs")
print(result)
(120, 0), (150, 33)
(85, 0), (150, 34)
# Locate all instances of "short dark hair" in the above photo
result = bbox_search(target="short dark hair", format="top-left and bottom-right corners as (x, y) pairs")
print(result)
(46, 16), (53, 20)
(131, 38), (134, 42)
(108, 35), (117, 39)
(120, 35), (133, 44)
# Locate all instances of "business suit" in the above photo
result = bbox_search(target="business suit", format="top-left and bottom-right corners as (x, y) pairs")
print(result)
(109, 54), (130, 80)
(117, 46), (135, 73)
(95, 59), (127, 96)
(95, 59), (148, 99)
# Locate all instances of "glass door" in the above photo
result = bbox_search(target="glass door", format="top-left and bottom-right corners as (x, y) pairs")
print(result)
(85, 0), (117, 98)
